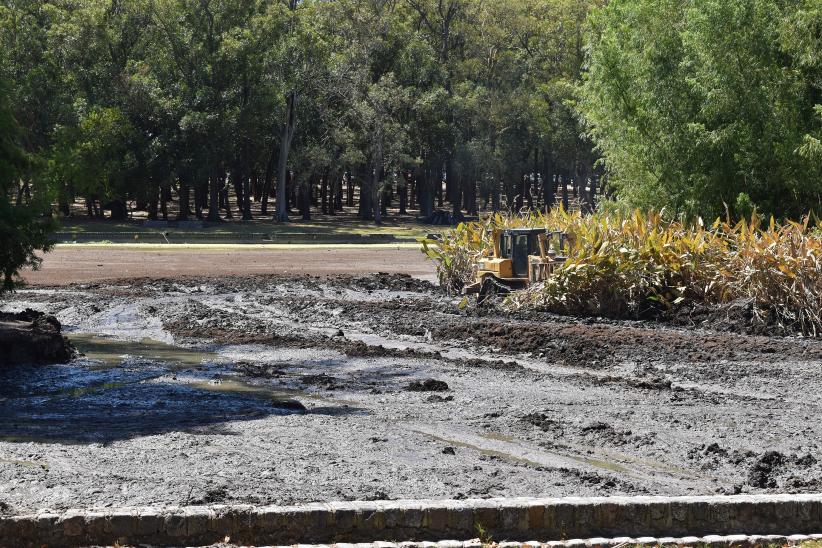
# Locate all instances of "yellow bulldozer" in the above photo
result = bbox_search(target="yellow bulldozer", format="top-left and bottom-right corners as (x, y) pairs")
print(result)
(463, 227), (568, 300)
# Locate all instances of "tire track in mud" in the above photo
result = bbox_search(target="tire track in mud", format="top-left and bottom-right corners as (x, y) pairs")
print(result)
(406, 422), (724, 494)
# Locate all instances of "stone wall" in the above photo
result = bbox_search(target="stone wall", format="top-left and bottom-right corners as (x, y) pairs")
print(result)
(2, 495), (822, 547)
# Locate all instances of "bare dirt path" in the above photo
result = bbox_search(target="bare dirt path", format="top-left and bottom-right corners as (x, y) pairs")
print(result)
(21, 245), (435, 286)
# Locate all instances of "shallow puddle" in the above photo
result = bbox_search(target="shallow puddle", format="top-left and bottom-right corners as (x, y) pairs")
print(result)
(188, 378), (306, 409)
(70, 334), (216, 369)
(0, 333), (308, 444)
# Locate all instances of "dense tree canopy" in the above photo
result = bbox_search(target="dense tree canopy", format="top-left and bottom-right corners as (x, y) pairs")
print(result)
(582, 0), (822, 218)
(0, 74), (53, 290)
(1, 0), (819, 230)
(1, 0), (600, 225)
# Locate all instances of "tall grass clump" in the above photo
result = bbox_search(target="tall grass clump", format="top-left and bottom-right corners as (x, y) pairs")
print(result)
(421, 209), (822, 336)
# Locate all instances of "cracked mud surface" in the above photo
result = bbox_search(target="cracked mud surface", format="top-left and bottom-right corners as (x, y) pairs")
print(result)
(1, 273), (821, 513)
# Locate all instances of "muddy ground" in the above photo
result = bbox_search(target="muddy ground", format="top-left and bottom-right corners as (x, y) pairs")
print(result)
(1, 273), (821, 514)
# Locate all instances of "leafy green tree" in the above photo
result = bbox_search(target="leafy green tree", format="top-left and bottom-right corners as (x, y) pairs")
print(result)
(581, 0), (822, 219)
(0, 76), (54, 291)
(0, 0), (655, 228)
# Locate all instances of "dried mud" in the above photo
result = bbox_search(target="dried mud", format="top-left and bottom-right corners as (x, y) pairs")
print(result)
(1, 273), (821, 514)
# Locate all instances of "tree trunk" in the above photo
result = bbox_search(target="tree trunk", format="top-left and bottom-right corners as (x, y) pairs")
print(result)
(195, 181), (205, 219)
(327, 170), (338, 216)
(373, 169), (382, 225)
(448, 158), (462, 219)
(572, 164), (579, 199)
(242, 174), (252, 220)
(359, 166), (372, 220)
(221, 179), (233, 219)
(252, 172), (260, 202)
(320, 171), (328, 214)
(208, 172), (220, 222)
(436, 168), (443, 207)
(466, 178), (477, 215)
(409, 172), (416, 210)
(300, 176), (312, 221)
(261, 146), (276, 216)
(16, 181), (27, 206)
(194, 183), (202, 219)
(561, 174), (569, 212)
(579, 162), (590, 212)
(380, 173), (389, 217)
(541, 148), (555, 212)
(418, 167), (434, 219)
(160, 184), (169, 221)
(334, 172), (343, 212)
(399, 172), (409, 215)
(275, 90), (297, 222)
(148, 182), (160, 221)
(526, 178), (534, 210)
(346, 171), (355, 207)
(241, 171), (252, 220)
(231, 170), (244, 218)
(492, 181), (501, 212)
(589, 174), (598, 212)
(59, 186), (70, 216)
(177, 174), (191, 221)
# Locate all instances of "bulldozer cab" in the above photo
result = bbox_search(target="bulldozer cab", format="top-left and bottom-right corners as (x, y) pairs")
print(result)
(500, 228), (546, 277)
(464, 226), (568, 298)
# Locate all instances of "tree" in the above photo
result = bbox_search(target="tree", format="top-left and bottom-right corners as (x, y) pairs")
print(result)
(274, 0), (303, 222)
(0, 0), (653, 226)
(0, 76), (54, 291)
(581, 0), (822, 219)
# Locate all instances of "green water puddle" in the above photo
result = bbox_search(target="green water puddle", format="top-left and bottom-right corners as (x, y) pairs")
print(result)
(69, 334), (215, 369)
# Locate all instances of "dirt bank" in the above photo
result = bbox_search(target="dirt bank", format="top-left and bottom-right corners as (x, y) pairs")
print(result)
(0, 310), (75, 367)
(1, 273), (821, 514)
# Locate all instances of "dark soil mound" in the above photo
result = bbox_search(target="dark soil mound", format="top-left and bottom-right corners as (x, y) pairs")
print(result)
(407, 379), (449, 392)
(64, 272), (436, 295)
(345, 272), (436, 293)
(0, 309), (75, 367)
(441, 318), (822, 367)
(748, 451), (785, 488)
(665, 299), (797, 337)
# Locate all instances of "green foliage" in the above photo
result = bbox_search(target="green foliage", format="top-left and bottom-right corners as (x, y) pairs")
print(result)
(5, 0), (817, 225)
(581, 0), (822, 219)
(420, 222), (489, 293)
(0, 196), (55, 291)
(49, 106), (136, 202)
(0, 76), (54, 291)
(1, 0), (601, 223)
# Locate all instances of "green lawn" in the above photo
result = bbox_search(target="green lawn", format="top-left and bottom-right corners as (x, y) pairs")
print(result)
(54, 213), (437, 245)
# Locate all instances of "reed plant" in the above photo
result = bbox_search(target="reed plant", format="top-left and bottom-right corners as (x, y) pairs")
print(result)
(421, 209), (822, 335)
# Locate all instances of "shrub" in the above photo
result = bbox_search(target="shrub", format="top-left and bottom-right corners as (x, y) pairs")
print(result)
(420, 222), (487, 294)
(423, 209), (822, 335)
